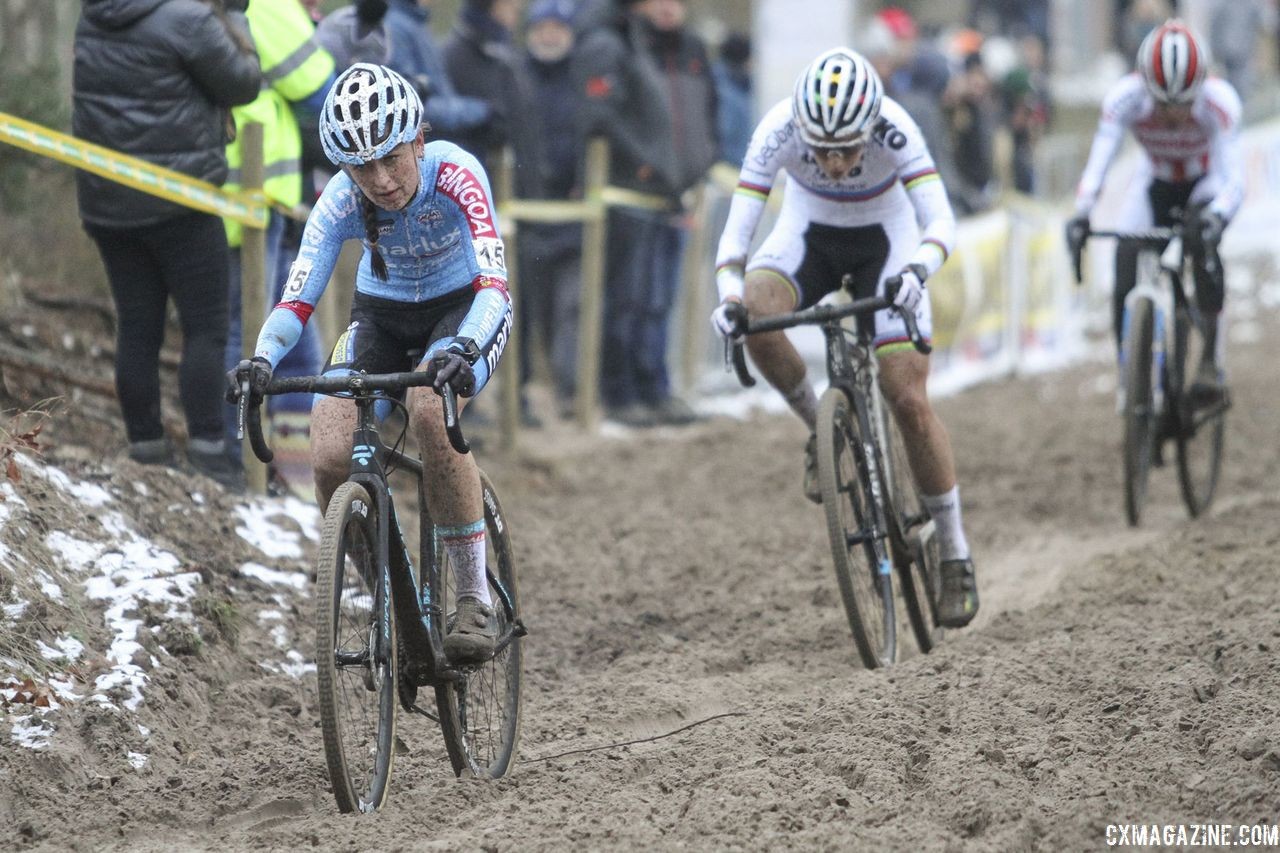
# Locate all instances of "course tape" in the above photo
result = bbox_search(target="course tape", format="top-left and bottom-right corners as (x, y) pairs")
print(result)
(0, 111), (269, 227)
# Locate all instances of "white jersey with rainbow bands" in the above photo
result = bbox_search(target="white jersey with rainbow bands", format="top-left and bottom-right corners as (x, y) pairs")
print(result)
(714, 96), (956, 300)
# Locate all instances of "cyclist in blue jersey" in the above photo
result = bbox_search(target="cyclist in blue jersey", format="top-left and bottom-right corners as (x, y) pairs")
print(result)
(228, 63), (512, 664)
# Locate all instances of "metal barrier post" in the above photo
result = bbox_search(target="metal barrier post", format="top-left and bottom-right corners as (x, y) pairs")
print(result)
(575, 138), (609, 430)
(240, 122), (268, 495)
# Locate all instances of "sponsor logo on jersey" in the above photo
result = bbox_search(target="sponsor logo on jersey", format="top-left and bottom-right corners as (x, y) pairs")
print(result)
(417, 206), (445, 225)
(436, 163), (497, 238)
(871, 117), (907, 150)
(484, 310), (513, 376)
(376, 218), (395, 236)
(753, 119), (797, 167)
(382, 229), (462, 257)
(282, 259), (313, 301)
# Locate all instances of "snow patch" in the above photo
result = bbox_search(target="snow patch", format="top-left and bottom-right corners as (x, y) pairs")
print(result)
(240, 562), (308, 591)
(9, 715), (54, 749)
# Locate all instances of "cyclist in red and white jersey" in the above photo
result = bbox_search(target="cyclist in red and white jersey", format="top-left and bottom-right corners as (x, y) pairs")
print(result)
(1067, 19), (1242, 401)
(710, 47), (978, 628)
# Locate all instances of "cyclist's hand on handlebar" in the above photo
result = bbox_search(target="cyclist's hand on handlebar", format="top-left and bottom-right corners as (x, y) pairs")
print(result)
(710, 299), (749, 341)
(424, 339), (479, 397)
(225, 356), (273, 404)
(1066, 214), (1090, 284)
(1065, 214), (1090, 255)
(1198, 209), (1225, 248)
(885, 266), (926, 316)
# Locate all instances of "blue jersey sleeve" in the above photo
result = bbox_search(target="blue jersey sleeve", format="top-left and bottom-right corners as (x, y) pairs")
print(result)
(254, 172), (364, 367)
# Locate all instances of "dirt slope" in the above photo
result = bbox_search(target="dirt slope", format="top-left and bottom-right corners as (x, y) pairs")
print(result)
(3, 312), (1280, 851)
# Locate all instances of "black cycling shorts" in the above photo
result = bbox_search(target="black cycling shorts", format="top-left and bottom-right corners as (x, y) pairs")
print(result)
(793, 222), (892, 309)
(325, 287), (472, 375)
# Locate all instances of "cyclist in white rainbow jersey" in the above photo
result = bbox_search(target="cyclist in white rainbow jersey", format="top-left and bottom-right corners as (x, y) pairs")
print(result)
(1067, 19), (1243, 402)
(229, 64), (510, 664)
(709, 47), (978, 628)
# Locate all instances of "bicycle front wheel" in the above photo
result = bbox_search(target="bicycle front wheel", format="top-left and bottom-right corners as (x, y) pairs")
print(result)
(315, 481), (398, 813)
(429, 472), (523, 778)
(1174, 312), (1226, 517)
(1122, 298), (1157, 527)
(817, 388), (895, 669)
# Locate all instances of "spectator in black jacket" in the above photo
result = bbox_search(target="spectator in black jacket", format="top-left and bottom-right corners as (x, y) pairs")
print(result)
(73, 0), (261, 489)
(443, 0), (540, 189)
(575, 0), (685, 427)
(630, 0), (717, 426)
(520, 0), (585, 414)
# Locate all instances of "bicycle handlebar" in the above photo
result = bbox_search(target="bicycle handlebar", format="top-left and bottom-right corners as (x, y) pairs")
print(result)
(236, 371), (470, 464)
(727, 294), (931, 389)
(1076, 224), (1220, 281)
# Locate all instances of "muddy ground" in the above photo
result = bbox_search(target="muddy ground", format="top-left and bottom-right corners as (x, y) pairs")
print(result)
(2, 293), (1279, 852)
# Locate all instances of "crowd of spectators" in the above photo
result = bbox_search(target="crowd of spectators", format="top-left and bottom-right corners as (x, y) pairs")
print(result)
(85, 0), (1272, 487)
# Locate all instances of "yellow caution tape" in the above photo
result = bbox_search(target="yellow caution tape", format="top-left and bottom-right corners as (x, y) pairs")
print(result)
(0, 111), (269, 227)
(599, 185), (675, 213)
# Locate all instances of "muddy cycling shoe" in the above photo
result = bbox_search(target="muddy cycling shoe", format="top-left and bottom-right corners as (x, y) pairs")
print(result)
(937, 558), (980, 628)
(803, 434), (821, 504)
(1187, 363), (1228, 409)
(444, 596), (497, 665)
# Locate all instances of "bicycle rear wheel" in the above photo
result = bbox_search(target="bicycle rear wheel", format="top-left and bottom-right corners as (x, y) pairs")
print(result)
(1174, 312), (1226, 517)
(816, 388), (896, 669)
(879, 403), (943, 654)
(427, 472), (522, 778)
(315, 481), (398, 813)
(1122, 298), (1157, 527)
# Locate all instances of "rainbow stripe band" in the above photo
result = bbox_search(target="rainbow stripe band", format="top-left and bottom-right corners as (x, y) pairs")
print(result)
(875, 338), (932, 356)
(901, 168), (941, 191)
(735, 180), (771, 202)
(751, 267), (801, 308)
(922, 237), (949, 264)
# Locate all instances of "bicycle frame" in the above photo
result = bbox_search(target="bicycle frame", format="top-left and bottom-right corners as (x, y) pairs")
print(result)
(240, 374), (521, 688)
(1095, 228), (1202, 417)
(820, 319), (894, 577)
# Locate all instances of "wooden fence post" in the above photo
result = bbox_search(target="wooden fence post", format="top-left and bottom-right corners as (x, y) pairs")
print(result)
(678, 185), (710, 395)
(493, 146), (520, 452)
(240, 122), (268, 495)
(575, 138), (609, 430)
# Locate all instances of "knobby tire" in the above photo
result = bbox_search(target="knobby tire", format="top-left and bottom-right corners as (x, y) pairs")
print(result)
(1123, 299), (1157, 527)
(423, 472), (523, 778)
(816, 388), (896, 669)
(315, 481), (398, 813)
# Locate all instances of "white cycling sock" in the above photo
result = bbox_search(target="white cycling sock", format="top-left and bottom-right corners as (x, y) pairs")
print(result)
(783, 378), (818, 432)
(923, 486), (970, 563)
(438, 520), (491, 607)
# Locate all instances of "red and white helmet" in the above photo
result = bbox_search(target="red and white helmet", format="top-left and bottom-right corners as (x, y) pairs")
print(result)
(792, 47), (884, 148)
(1137, 20), (1208, 104)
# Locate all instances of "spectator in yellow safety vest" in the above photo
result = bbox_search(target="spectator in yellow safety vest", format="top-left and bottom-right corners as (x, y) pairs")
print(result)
(221, 0), (338, 496)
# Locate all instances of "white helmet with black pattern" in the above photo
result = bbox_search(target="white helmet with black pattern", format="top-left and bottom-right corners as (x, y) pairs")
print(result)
(792, 47), (884, 148)
(319, 62), (423, 166)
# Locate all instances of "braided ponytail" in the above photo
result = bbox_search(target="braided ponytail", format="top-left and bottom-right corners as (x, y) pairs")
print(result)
(361, 195), (390, 281)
